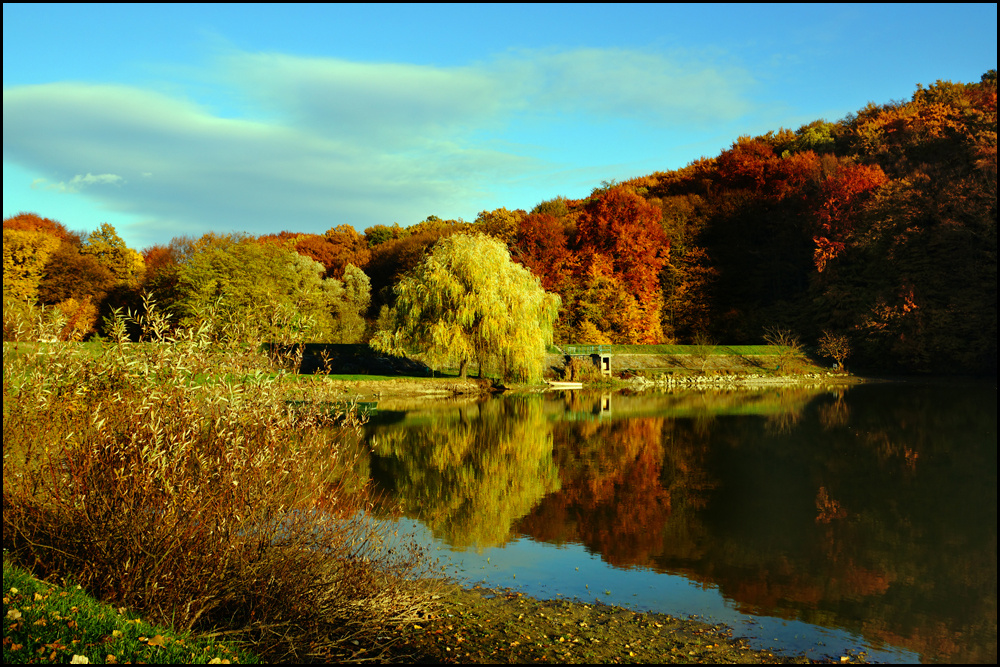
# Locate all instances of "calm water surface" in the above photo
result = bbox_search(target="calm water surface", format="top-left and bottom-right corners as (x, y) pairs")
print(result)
(360, 380), (996, 663)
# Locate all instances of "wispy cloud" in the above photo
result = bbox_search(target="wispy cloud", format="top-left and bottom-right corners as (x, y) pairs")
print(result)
(497, 47), (753, 124)
(33, 172), (124, 193)
(3, 47), (754, 245)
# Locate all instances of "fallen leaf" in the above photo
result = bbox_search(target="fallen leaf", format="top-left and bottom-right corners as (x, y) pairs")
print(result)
(147, 635), (168, 648)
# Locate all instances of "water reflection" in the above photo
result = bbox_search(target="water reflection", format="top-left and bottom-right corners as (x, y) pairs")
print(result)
(362, 381), (997, 663)
(369, 397), (560, 547)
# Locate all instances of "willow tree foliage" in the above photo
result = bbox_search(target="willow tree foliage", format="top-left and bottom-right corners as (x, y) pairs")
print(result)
(371, 233), (560, 383)
(370, 397), (559, 548)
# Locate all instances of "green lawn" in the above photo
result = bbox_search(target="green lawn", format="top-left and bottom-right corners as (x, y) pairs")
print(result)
(549, 344), (792, 356)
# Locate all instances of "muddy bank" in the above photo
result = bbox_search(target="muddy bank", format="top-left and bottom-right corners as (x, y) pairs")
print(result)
(381, 584), (869, 664)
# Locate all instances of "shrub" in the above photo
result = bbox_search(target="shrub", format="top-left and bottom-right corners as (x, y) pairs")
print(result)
(762, 326), (806, 373)
(564, 356), (607, 382)
(3, 301), (443, 661)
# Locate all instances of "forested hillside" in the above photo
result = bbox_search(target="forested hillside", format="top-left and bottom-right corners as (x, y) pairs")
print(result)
(5, 72), (995, 374)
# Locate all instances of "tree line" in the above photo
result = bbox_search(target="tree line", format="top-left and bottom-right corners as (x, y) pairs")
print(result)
(4, 71), (995, 375)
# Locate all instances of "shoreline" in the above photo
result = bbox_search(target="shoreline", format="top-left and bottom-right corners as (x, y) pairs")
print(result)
(385, 582), (872, 664)
(316, 370), (862, 403)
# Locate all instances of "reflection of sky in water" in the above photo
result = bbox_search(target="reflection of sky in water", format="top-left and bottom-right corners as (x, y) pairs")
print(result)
(389, 518), (920, 664)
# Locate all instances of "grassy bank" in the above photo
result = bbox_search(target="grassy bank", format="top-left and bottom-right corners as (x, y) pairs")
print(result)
(3, 558), (258, 664)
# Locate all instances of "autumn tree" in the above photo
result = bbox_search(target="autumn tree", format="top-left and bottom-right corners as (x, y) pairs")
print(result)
(3, 214), (144, 340)
(176, 234), (345, 346)
(330, 263), (372, 343)
(139, 242), (187, 309)
(818, 331), (851, 370)
(371, 233), (560, 383)
(363, 223), (408, 247)
(363, 222), (460, 316)
(475, 207), (525, 246)
(812, 163), (889, 272)
(572, 185), (669, 343)
(2, 228), (61, 302)
(510, 212), (577, 293)
(37, 244), (116, 306)
(320, 224), (371, 279)
(82, 223), (145, 288)
(2, 212), (76, 241)
(715, 135), (776, 189)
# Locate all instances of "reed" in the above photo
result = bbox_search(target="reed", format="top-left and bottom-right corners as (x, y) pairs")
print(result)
(3, 299), (444, 662)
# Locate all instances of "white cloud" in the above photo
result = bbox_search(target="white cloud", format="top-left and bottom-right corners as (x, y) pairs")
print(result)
(38, 172), (124, 193)
(3, 47), (754, 245)
(226, 53), (511, 147)
(226, 47), (751, 139)
(518, 48), (753, 124)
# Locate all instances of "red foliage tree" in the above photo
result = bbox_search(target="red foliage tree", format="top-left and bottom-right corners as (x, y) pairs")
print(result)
(3, 212), (78, 244)
(813, 163), (888, 272)
(510, 213), (577, 292)
(575, 186), (669, 303)
(715, 136), (776, 189)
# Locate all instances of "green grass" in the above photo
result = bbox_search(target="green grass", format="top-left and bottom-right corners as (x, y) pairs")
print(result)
(294, 373), (459, 382)
(3, 556), (259, 664)
(548, 344), (792, 356)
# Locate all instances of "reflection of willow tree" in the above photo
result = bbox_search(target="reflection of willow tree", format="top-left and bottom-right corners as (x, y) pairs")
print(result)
(518, 416), (716, 569)
(369, 397), (559, 549)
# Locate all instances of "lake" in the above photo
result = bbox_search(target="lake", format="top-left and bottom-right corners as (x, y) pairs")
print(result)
(360, 379), (997, 663)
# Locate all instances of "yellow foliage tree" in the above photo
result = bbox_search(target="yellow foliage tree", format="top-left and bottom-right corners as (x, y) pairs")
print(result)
(474, 207), (525, 246)
(2, 229), (61, 302)
(54, 297), (100, 341)
(371, 233), (560, 383)
(82, 223), (145, 288)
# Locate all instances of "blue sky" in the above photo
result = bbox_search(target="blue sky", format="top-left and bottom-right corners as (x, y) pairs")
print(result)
(3, 3), (996, 251)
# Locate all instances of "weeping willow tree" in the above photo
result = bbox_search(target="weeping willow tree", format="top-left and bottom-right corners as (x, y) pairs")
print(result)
(371, 233), (560, 383)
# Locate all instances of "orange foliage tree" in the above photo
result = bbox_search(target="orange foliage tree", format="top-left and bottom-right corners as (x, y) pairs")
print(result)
(571, 186), (669, 343)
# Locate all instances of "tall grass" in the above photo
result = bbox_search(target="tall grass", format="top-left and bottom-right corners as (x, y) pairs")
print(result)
(3, 299), (443, 661)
